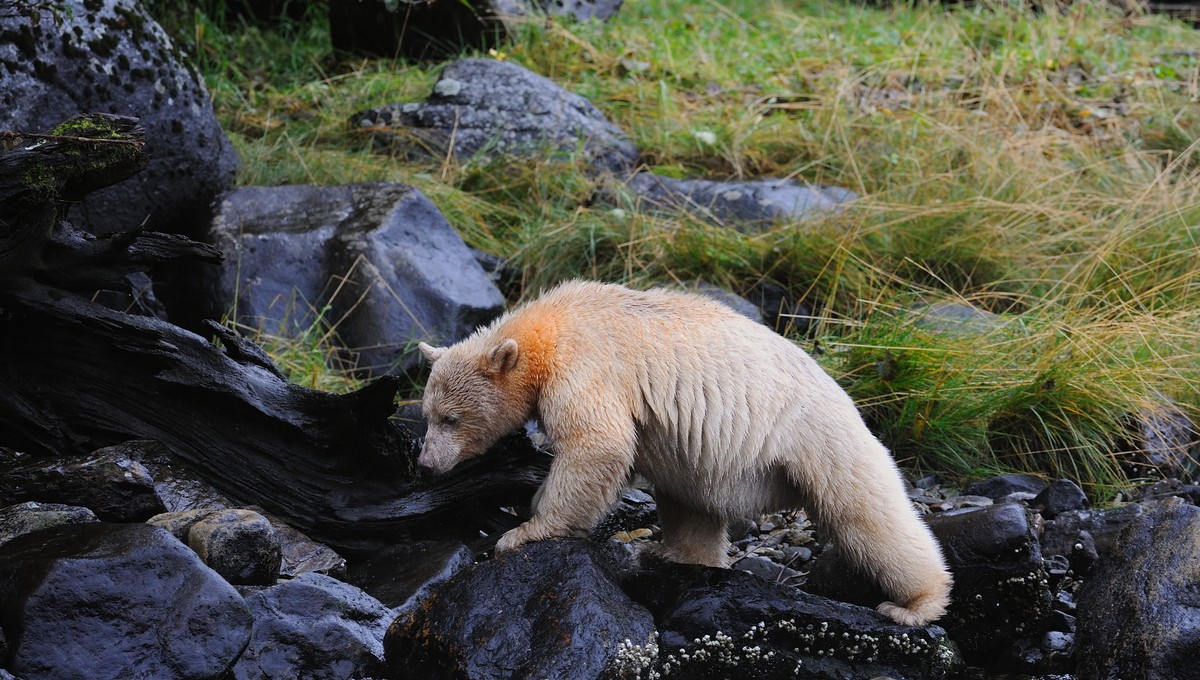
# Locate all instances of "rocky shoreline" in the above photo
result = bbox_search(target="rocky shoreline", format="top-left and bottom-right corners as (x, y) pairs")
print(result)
(4, 436), (1200, 679)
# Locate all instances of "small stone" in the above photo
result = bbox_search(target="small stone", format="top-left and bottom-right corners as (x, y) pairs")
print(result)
(952, 495), (995, 508)
(1041, 630), (1073, 653)
(147, 507), (221, 542)
(963, 473), (1050, 499)
(433, 77), (464, 98)
(780, 545), (813, 564)
(779, 529), (814, 546)
(1033, 479), (1089, 519)
(732, 554), (802, 583)
(752, 547), (786, 561)
(188, 508), (281, 586)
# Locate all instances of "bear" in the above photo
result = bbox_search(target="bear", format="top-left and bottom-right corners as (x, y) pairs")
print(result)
(417, 280), (953, 626)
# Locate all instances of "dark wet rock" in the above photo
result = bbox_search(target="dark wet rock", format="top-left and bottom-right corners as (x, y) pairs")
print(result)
(188, 508), (282, 586)
(926, 504), (1054, 664)
(0, 447), (166, 522)
(344, 539), (474, 611)
(123, 440), (234, 512)
(731, 554), (802, 584)
(1118, 396), (1199, 480)
(1013, 630), (1074, 675)
(330, 0), (621, 60)
(0, 523), (252, 680)
(0, 502), (97, 549)
(1076, 503), (1200, 680)
(257, 511), (347, 579)
(91, 271), (171, 319)
(1121, 478), (1200, 506)
(232, 572), (391, 680)
(1039, 503), (1146, 561)
(330, 0), (520, 60)
(355, 58), (638, 173)
(627, 172), (855, 230)
(624, 559), (960, 679)
(384, 538), (656, 679)
(963, 473), (1050, 499)
(0, 0), (238, 238)
(200, 183), (504, 375)
(1031, 479), (1088, 519)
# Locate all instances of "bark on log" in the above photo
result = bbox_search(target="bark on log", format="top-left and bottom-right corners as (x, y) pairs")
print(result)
(0, 113), (548, 554)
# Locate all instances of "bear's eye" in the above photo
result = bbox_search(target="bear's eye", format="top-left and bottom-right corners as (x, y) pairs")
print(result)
(440, 414), (460, 427)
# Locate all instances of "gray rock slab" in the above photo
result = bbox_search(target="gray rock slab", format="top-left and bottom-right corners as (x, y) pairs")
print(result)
(0, 0), (238, 237)
(912, 301), (1005, 335)
(355, 58), (638, 173)
(204, 182), (505, 375)
(627, 171), (855, 230)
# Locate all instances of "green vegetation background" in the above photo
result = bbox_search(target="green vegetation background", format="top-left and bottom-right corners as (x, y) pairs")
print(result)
(162, 0), (1199, 497)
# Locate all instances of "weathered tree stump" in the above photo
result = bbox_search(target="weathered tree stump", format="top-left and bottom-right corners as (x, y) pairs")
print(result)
(0, 114), (547, 554)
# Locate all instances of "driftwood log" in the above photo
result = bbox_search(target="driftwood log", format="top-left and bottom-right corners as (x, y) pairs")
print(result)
(0, 114), (548, 554)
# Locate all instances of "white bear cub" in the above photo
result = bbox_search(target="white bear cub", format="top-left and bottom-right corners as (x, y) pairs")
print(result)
(418, 280), (953, 626)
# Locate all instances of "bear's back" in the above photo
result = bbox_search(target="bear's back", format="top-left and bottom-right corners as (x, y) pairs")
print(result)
(524, 282), (860, 498)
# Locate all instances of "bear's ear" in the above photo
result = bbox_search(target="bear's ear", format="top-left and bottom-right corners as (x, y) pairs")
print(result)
(418, 342), (447, 363)
(486, 338), (520, 375)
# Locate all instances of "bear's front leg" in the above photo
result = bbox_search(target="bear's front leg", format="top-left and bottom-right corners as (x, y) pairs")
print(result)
(495, 421), (636, 555)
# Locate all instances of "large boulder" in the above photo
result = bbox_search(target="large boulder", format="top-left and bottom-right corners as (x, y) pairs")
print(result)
(1075, 502), (1200, 680)
(0, 0), (239, 237)
(199, 182), (505, 375)
(232, 572), (392, 680)
(355, 58), (638, 174)
(925, 503), (1055, 663)
(384, 538), (657, 679)
(0, 523), (252, 680)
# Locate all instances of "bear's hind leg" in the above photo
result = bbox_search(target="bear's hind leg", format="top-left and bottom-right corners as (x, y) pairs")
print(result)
(647, 492), (730, 567)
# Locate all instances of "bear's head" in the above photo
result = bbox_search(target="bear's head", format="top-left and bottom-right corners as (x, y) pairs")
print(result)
(416, 338), (531, 475)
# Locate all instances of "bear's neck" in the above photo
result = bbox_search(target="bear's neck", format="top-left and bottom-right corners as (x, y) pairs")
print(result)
(498, 309), (558, 402)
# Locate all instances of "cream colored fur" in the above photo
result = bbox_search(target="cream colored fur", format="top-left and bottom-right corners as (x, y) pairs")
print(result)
(418, 280), (953, 626)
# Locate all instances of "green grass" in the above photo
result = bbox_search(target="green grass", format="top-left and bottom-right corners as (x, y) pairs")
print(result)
(167, 0), (1200, 496)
